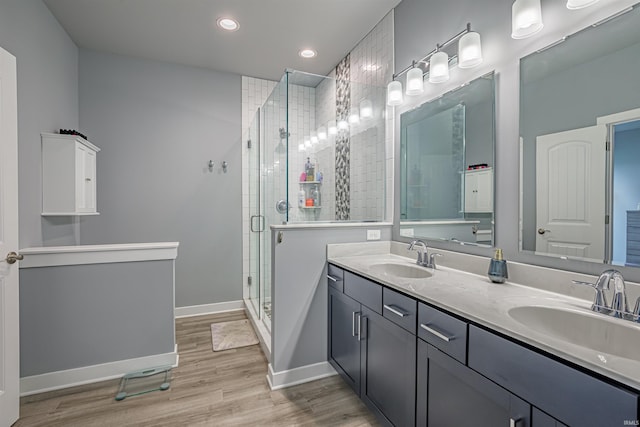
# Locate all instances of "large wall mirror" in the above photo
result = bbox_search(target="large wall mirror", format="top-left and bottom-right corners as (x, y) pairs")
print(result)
(399, 72), (496, 246)
(520, 4), (640, 266)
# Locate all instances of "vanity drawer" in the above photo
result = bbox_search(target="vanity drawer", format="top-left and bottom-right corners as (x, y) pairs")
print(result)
(383, 288), (417, 334)
(417, 303), (467, 364)
(344, 271), (382, 314)
(327, 264), (344, 292)
(468, 325), (639, 427)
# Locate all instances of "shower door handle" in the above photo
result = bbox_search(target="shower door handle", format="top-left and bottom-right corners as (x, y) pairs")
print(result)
(250, 215), (265, 232)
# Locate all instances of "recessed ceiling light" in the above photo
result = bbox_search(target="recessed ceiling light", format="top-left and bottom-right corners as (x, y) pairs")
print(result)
(217, 17), (239, 31)
(299, 49), (317, 59)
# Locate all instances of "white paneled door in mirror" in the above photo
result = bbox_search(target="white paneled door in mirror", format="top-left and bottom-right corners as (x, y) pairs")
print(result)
(0, 45), (20, 427)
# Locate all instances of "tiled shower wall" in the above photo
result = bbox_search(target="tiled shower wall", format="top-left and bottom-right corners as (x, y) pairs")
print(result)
(241, 10), (394, 295)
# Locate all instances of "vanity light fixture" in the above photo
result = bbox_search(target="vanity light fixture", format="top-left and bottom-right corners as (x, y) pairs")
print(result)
(310, 131), (319, 144)
(386, 23), (482, 106)
(298, 142), (305, 152)
(304, 138), (311, 148)
(299, 49), (317, 59)
(328, 120), (337, 135)
(318, 126), (327, 140)
(458, 30), (483, 68)
(217, 17), (239, 31)
(511, 0), (544, 39)
(566, 0), (599, 9)
(360, 99), (373, 119)
(348, 108), (360, 124)
(429, 50), (450, 83)
(338, 119), (349, 130)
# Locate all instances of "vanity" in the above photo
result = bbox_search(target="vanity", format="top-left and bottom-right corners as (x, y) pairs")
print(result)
(326, 242), (640, 427)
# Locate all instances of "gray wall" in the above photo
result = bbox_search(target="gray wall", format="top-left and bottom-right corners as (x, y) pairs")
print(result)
(78, 50), (242, 307)
(271, 226), (392, 373)
(613, 128), (640, 264)
(0, 0), (80, 247)
(393, 0), (640, 282)
(20, 260), (175, 376)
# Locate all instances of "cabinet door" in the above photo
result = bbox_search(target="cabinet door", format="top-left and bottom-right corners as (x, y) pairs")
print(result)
(328, 288), (361, 395)
(417, 340), (530, 427)
(464, 172), (478, 212)
(83, 149), (96, 211)
(75, 144), (87, 211)
(360, 307), (416, 427)
(475, 170), (493, 212)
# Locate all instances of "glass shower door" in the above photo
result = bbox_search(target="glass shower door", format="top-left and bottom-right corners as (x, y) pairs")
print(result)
(247, 110), (262, 317)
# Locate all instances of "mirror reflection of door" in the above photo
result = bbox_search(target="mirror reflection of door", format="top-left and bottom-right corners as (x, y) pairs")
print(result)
(535, 125), (606, 262)
(611, 118), (640, 267)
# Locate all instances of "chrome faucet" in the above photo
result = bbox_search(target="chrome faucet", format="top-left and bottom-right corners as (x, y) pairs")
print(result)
(408, 240), (428, 267)
(573, 269), (639, 321)
(408, 240), (442, 269)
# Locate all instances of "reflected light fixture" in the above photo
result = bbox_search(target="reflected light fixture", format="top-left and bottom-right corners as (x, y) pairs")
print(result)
(566, 0), (599, 9)
(429, 50), (450, 83)
(304, 138), (311, 148)
(338, 119), (349, 130)
(405, 63), (424, 95)
(360, 99), (373, 119)
(386, 80), (404, 106)
(318, 126), (327, 140)
(511, 0), (544, 39)
(298, 143), (305, 152)
(348, 108), (360, 124)
(310, 131), (319, 144)
(458, 30), (483, 68)
(328, 120), (337, 135)
(217, 17), (239, 31)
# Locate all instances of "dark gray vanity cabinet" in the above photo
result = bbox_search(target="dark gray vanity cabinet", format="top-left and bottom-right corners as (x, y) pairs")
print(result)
(328, 286), (361, 395)
(417, 339), (531, 427)
(327, 265), (416, 427)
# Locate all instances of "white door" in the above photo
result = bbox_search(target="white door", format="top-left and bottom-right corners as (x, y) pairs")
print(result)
(0, 46), (20, 426)
(536, 125), (607, 261)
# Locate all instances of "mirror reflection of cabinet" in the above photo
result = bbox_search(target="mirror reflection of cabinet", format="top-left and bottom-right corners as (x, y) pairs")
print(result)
(464, 168), (493, 213)
(41, 132), (100, 216)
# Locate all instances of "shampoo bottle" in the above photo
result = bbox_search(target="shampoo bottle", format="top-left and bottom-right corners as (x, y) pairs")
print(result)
(297, 189), (306, 208)
(488, 248), (508, 283)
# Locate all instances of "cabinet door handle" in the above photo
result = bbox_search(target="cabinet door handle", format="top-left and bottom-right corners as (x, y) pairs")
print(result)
(327, 275), (342, 283)
(352, 311), (358, 337)
(357, 314), (362, 341)
(420, 323), (452, 342)
(383, 304), (408, 318)
(509, 418), (523, 427)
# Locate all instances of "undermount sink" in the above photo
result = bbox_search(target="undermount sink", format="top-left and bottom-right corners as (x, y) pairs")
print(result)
(508, 305), (640, 360)
(369, 262), (433, 279)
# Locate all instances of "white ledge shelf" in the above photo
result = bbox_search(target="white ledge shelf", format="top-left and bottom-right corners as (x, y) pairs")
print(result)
(19, 242), (179, 268)
(42, 212), (100, 216)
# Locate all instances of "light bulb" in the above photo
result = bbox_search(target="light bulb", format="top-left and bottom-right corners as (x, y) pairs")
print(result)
(566, 0), (599, 9)
(511, 0), (543, 39)
(338, 120), (349, 130)
(405, 67), (424, 95)
(328, 120), (337, 135)
(360, 99), (373, 119)
(429, 51), (450, 83)
(318, 126), (327, 140)
(386, 80), (403, 106)
(458, 31), (483, 69)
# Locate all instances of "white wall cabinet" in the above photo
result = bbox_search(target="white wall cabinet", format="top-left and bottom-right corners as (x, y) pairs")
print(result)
(41, 133), (100, 216)
(464, 168), (493, 213)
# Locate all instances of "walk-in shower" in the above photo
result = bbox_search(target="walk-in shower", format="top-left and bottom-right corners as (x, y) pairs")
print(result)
(243, 69), (389, 353)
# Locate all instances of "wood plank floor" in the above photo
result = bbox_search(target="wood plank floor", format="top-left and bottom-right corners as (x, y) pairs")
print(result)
(16, 311), (379, 426)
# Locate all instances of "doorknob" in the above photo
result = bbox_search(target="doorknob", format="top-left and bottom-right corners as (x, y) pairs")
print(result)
(4, 251), (23, 264)
(537, 228), (551, 235)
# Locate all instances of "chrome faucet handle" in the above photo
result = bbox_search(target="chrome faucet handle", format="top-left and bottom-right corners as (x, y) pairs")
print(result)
(572, 279), (610, 314)
(632, 297), (640, 323)
(428, 253), (442, 269)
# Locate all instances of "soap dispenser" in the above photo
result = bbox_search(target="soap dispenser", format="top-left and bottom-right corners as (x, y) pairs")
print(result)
(488, 248), (508, 283)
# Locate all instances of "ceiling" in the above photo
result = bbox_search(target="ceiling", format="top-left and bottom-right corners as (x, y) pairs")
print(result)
(43, 0), (401, 81)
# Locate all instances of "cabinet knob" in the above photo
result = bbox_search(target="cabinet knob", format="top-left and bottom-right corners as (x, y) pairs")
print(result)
(85, 178), (92, 182)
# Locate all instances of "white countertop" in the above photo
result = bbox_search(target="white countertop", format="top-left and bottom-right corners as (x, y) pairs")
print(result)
(328, 249), (640, 391)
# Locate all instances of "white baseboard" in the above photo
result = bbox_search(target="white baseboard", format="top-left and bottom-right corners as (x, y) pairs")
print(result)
(175, 300), (245, 318)
(267, 362), (337, 390)
(20, 345), (179, 396)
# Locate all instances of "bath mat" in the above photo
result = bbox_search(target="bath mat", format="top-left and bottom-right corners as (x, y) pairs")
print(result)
(211, 319), (259, 352)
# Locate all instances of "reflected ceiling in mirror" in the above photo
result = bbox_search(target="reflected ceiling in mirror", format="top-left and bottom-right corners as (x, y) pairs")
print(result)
(400, 72), (496, 246)
(519, 4), (640, 266)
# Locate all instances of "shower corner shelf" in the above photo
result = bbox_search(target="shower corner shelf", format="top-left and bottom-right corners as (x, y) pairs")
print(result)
(300, 206), (322, 210)
(299, 181), (322, 185)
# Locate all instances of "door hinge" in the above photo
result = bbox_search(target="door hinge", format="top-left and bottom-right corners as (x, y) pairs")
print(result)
(606, 141), (611, 151)
(247, 276), (252, 285)
(247, 139), (252, 149)
(605, 215), (610, 225)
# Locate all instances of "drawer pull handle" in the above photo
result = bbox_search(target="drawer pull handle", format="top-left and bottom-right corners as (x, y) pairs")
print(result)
(420, 323), (452, 342)
(384, 304), (408, 318)
(509, 418), (523, 427)
(327, 275), (342, 283)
